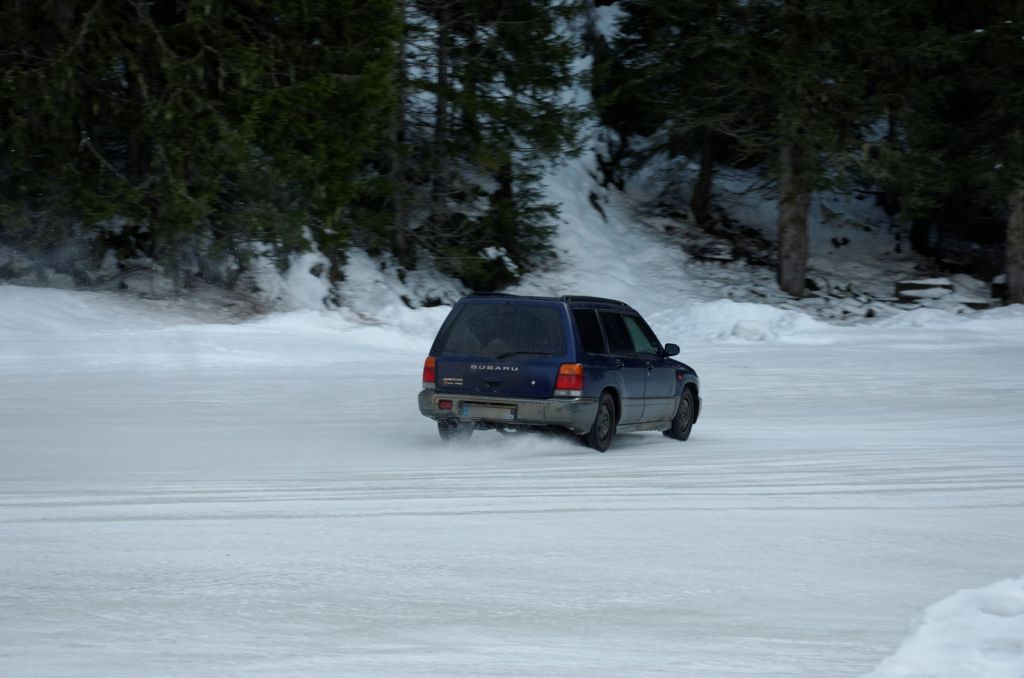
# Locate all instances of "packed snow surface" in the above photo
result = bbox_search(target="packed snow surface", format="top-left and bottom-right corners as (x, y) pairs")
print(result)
(3, 132), (1024, 677)
(3, 282), (1024, 677)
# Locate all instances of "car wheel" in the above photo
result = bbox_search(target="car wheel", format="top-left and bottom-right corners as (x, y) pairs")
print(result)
(663, 389), (695, 441)
(437, 420), (473, 441)
(583, 392), (616, 452)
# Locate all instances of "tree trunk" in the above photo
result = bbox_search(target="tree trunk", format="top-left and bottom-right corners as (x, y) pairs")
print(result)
(391, 3), (413, 268)
(691, 133), (715, 226)
(494, 155), (514, 239)
(53, 0), (75, 34)
(777, 143), (810, 297)
(909, 221), (931, 254)
(1007, 183), (1024, 305)
(431, 6), (450, 221)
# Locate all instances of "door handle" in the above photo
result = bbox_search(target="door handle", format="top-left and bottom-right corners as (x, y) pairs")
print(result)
(614, 360), (625, 370)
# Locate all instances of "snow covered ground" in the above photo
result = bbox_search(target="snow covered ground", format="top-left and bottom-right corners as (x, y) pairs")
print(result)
(3, 133), (1024, 676)
(2, 278), (1024, 677)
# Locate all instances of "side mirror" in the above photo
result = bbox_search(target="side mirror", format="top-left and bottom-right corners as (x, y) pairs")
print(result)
(663, 343), (680, 357)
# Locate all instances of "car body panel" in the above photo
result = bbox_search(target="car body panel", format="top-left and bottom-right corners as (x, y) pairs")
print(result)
(418, 389), (599, 434)
(642, 354), (679, 423)
(435, 354), (563, 400)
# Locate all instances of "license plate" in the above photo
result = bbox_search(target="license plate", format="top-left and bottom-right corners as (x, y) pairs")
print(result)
(461, 403), (516, 421)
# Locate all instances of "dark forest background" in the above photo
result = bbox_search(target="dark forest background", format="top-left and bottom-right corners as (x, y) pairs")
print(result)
(1, 0), (1022, 303)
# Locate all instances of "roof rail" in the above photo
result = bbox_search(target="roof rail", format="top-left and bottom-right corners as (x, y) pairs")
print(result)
(561, 295), (628, 306)
(463, 292), (630, 307)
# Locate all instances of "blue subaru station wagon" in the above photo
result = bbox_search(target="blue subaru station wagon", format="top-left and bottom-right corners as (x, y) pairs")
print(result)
(418, 294), (700, 451)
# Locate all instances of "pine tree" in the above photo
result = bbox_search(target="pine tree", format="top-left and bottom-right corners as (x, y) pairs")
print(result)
(1, 0), (398, 290)
(606, 0), (750, 226)
(862, 0), (1024, 302)
(743, 0), (878, 296)
(607, 0), (876, 297)
(386, 0), (579, 290)
(971, 3), (1024, 304)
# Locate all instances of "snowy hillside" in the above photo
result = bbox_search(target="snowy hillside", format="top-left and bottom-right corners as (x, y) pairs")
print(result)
(330, 128), (997, 331)
(3, 171), (1024, 678)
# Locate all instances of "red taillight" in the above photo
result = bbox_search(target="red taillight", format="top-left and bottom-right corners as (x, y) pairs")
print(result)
(554, 363), (584, 396)
(422, 356), (436, 388)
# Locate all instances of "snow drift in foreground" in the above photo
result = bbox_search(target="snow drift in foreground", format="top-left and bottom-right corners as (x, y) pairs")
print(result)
(865, 577), (1024, 678)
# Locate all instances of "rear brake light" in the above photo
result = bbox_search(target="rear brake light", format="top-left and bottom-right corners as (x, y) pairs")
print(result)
(423, 356), (436, 389)
(554, 363), (584, 397)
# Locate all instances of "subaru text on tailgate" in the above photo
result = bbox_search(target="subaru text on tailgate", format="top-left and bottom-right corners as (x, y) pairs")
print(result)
(418, 294), (700, 451)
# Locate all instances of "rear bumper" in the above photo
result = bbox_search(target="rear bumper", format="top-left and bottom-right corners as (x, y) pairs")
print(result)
(418, 390), (599, 434)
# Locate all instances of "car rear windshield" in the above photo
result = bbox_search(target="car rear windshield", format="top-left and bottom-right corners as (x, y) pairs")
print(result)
(438, 302), (565, 358)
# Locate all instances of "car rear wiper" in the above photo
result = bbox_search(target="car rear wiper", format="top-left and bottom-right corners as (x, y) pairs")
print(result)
(494, 350), (555, 360)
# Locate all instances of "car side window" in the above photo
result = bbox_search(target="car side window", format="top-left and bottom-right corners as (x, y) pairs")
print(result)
(598, 311), (634, 354)
(622, 315), (660, 355)
(573, 309), (606, 354)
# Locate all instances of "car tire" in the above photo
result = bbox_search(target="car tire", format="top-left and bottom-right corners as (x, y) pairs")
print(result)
(663, 389), (695, 441)
(438, 420), (473, 441)
(583, 392), (616, 452)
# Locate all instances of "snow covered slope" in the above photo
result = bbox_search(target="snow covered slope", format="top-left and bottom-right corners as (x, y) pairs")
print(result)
(511, 139), (996, 322)
(3, 272), (1024, 677)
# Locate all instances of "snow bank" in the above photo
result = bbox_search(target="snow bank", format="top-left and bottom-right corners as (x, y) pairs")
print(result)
(247, 309), (436, 355)
(250, 250), (335, 311)
(647, 299), (832, 344)
(6, 275), (1023, 358)
(872, 304), (1024, 333)
(339, 249), (459, 340)
(0, 283), (434, 376)
(863, 577), (1024, 678)
(0, 284), (200, 334)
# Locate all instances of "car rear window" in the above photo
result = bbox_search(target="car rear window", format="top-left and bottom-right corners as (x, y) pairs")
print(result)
(438, 303), (565, 357)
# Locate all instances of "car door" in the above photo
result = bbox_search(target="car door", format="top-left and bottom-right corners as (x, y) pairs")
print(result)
(622, 314), (677, 423)
(597, 311), (647, 425)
